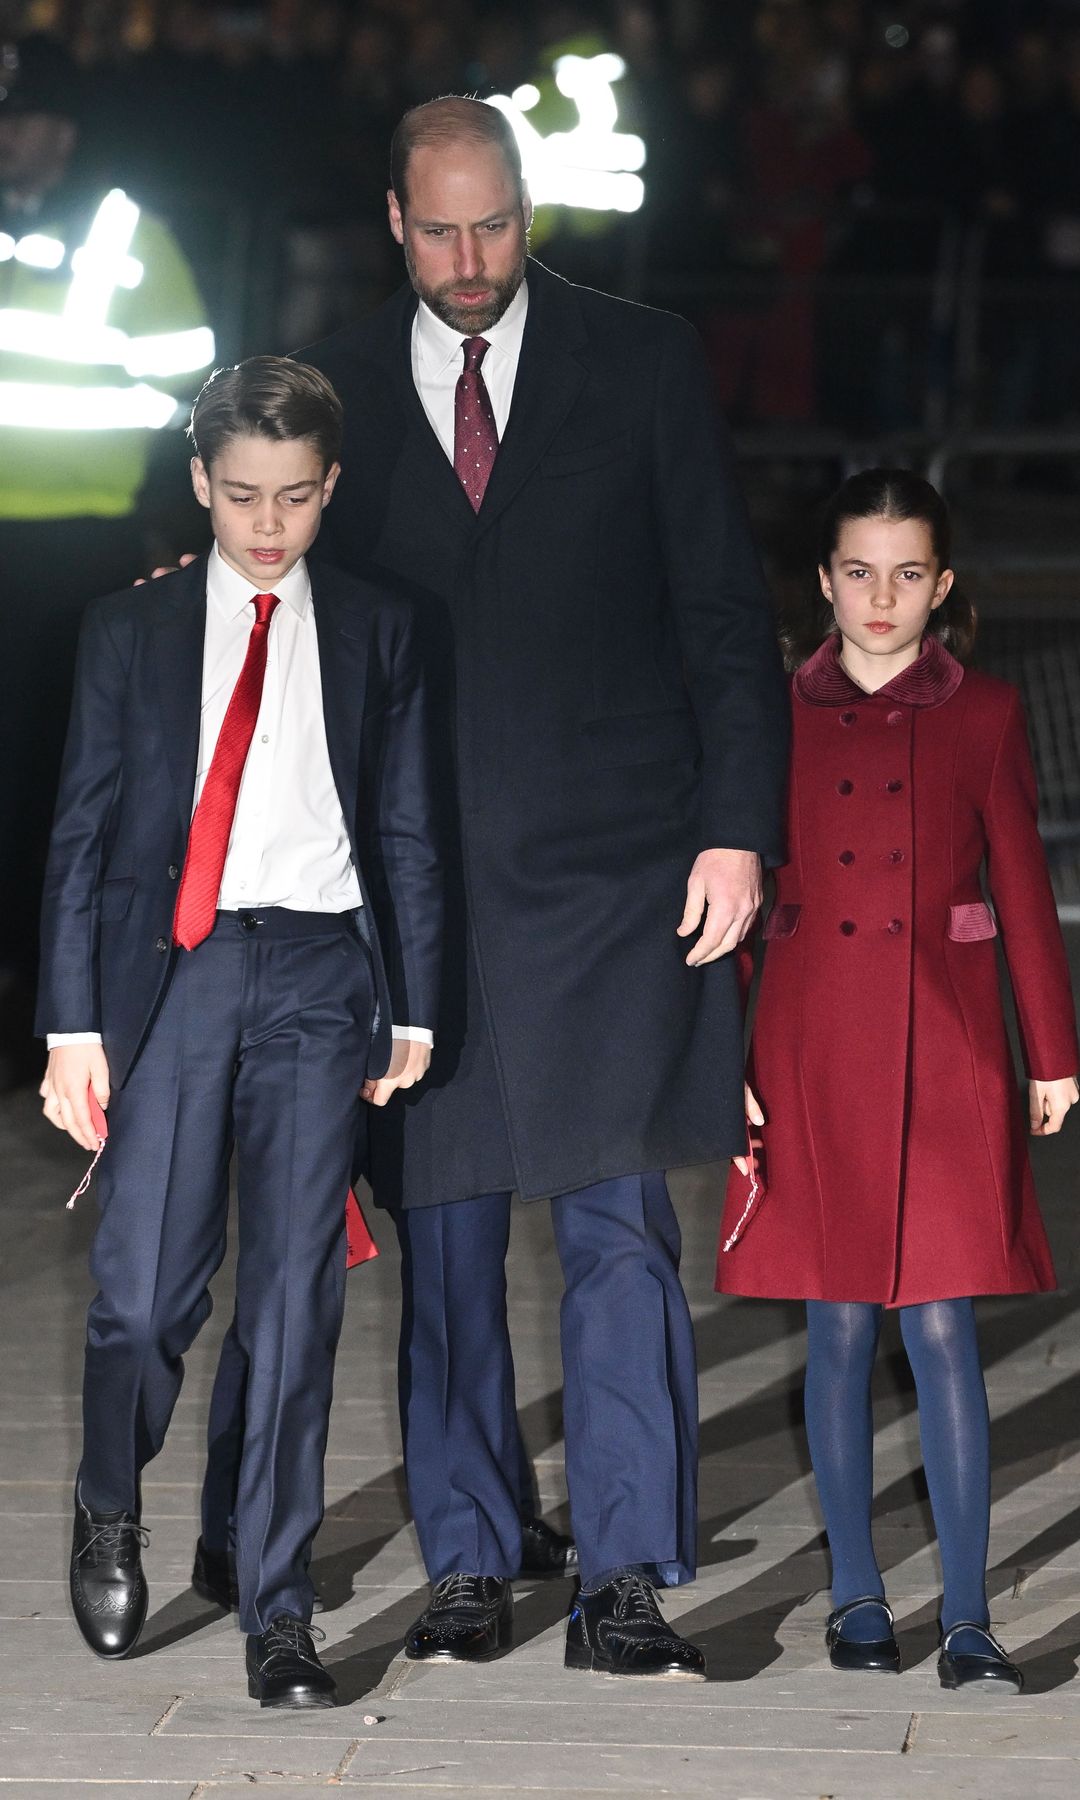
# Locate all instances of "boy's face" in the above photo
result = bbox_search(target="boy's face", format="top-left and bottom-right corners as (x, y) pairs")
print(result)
(191, 434), (340, 587)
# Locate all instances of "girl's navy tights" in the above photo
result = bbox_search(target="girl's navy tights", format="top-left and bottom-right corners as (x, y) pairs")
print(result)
(804, 1298), (991, 1647)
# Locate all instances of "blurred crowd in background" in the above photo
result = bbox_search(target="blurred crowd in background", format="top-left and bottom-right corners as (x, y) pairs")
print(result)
(5, 0), (1080, 430)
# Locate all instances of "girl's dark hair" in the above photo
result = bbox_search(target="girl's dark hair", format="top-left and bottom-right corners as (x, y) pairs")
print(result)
(189, 356), (343, 471)
(781, 467), (977, 670)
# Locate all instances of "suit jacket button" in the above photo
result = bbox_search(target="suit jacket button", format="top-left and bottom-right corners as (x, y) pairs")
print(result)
(155, 936), (169, 953)
(168, 864), (179, 879)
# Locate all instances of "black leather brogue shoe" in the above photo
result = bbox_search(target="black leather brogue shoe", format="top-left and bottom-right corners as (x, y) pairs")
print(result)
(404, 1574), (513, 1662)
(825, 1596), (901, 1673)
(246, 1615), (337, 1708)
(192, 1537), (239, 1610)
(938, 1622), (1023, 1693)
(70, 1484), (149, 1659)
(564, 1573), (706, 1678)
(518, 1516), (578, 1578)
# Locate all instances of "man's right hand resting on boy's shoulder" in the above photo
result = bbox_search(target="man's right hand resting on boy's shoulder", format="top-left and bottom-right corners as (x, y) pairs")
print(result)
(40, 1045), (110, 1152)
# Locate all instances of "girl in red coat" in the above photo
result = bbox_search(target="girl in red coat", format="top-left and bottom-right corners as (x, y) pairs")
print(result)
(717, 469), (1079, 1692)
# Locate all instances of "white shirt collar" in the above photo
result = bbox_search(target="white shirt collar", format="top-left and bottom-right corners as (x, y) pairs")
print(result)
(207, 541), (311, 621)
(415, 277), (529, 378)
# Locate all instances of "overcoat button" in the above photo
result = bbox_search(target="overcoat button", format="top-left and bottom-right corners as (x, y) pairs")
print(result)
(155, 936), (168, 953)
(168, 863), (179, 879)
(840, 920), (857, 935)
(840, 711), (856, 726)
(838, 850), (855, 865)
(887, 710), (904, 725)
(886, 779), (903, 793)
(888, 849), (905, 864)
(887, 918), (903, 934)
(837, 779), (854, 795)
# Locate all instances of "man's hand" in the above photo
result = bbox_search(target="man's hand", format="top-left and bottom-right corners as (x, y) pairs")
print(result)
(678, 848), (763, 967)
(134, 552), (199, 587)
(1029, 1076), (1079, 1136)
(40, 1044), (111, 1152)
(361, 1040), (432, 1107)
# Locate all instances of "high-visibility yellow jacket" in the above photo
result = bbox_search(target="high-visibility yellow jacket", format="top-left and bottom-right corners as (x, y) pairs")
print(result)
(0, 188), (214, 521)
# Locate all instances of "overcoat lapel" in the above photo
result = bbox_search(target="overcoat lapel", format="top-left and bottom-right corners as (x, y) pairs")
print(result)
(381, 285), (478, 537)
(151, 557), (208, 844)
(312, 565), (368, 831)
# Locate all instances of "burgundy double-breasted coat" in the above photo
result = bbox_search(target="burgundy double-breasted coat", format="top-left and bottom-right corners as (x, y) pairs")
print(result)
(717, 633), (1079, 1306)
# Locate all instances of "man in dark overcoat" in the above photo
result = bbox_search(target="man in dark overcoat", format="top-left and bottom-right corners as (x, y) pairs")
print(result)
(204, 96), (789, 1676)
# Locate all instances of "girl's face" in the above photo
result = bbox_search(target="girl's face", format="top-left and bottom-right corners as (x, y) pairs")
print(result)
(819, 514), (954, 667)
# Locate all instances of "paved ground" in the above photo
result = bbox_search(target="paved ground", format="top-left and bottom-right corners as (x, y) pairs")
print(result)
(3, 944), (1080, 1798)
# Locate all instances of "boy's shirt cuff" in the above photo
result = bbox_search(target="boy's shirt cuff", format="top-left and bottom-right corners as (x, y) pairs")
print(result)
(47, 1033), (103, 1049)
(392, 1026), (434, 1047)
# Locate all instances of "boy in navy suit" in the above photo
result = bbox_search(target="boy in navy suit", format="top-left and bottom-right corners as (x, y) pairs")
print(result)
(36, 357), (441, 1707)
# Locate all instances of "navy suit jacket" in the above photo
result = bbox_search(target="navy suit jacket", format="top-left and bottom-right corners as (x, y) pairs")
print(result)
(36, 554), (442, 1088)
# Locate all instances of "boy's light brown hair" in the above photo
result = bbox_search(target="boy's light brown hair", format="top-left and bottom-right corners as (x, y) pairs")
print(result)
(189, 356), (344, 472)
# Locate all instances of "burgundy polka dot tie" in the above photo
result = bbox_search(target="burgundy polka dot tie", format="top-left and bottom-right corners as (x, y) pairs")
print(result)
(454, 336), (499, 512)
(172, 592), (280, 951)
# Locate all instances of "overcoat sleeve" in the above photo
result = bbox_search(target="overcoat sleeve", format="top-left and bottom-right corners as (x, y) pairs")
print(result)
(34, 601), (127, 1040)
(369, 609), (443, 1037)
(983, 692), (1079, 1080)
(650, 318), (789, 863)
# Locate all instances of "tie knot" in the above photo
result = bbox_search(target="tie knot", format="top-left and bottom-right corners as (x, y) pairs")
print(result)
(462, 336), (490, 373)
(253, 593), (280, 626)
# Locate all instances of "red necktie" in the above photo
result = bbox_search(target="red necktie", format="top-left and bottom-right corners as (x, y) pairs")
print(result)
(172, 592), (280, 951)
(454, 336), (499, 511)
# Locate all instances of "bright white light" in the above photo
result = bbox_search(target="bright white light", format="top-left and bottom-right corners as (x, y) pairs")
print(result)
(124, 325), (216, 379)
(0, 380), (179, 430)
(0, 233), (14, 262)
(0, 306), (129, 365)
(511, 82), (541, 110)
(71, 245), (144, 290)
(14, 233), (66, 270)
(487, 52), (646, 214)
(63, 189), (141, 331)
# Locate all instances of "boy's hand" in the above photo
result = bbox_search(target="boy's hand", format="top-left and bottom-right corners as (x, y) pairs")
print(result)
(362, 1039), (432, 1107)
(733, 1082), (765, 1176)
(1029, 1076), (1080, 1136)
(134, 552), (199, 586)
(40, 1044), (111, 1152)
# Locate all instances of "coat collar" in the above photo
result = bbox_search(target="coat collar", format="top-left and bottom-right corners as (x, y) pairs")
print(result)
(793, 631), (966, 709)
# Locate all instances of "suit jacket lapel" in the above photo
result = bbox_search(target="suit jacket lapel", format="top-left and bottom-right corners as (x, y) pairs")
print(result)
(151, 558), (208, 844)
(382, 284), (479, 536)
(312, 564), (368, 832)
(474, 261), (588, 535)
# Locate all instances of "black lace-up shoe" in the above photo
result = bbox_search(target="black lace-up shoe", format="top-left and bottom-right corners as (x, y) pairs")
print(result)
(70, 1484), (149, 1659)
(404, 1574), (513, 1662)
(564, 1573), (706, 1678)
(245, 1614), (337, 1708)
(518, 1517), (578, 1578)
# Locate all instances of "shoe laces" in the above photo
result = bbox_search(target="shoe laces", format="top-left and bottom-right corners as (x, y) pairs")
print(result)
(432, 1572), (489, 1608)
(264, 1615), (325, 1660)
(610, 1574), (665, 1625)
(76, 1517), (150, 1566)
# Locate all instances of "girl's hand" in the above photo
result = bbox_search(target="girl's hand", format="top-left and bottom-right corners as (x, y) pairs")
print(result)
(733, 1083), (765, 1175)
(1029, 1076), (1080, 1136)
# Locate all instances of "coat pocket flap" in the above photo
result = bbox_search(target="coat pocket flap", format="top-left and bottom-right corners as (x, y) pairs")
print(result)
(98, 876), (136, 922)
(763, 902), (802, 941)
(948, 901), (998, 942)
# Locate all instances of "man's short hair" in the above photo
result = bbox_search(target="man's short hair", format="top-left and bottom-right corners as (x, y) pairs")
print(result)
(189, 356), (343, 471)
(390, 96), (523, 209)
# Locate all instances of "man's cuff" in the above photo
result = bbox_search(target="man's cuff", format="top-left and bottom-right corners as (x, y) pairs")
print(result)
(391, 1025), (434, 1048)
(46, 1032), (103, 1049)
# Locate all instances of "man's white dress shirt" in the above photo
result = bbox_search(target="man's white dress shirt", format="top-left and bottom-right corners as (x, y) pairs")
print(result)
(411, 279), (528, 462)
(49, 545), (431, 1047)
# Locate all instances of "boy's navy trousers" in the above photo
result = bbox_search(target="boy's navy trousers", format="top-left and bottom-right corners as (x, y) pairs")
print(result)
(80, 907), (374, 1635)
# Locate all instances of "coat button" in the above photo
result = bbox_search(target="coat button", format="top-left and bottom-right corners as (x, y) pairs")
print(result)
(168, 863), (179, 880)
(155, 936), (168, 953)
(838, 850), (855, 865)
(840, 919), (857, 935)
(840, 710), (856, 726)
(887, 918), (904, 934)
(888, 848), (905, 865)
(887, 710), (904, 725)
(886, 779), (903, 793)
(837, 779), (854, 795)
